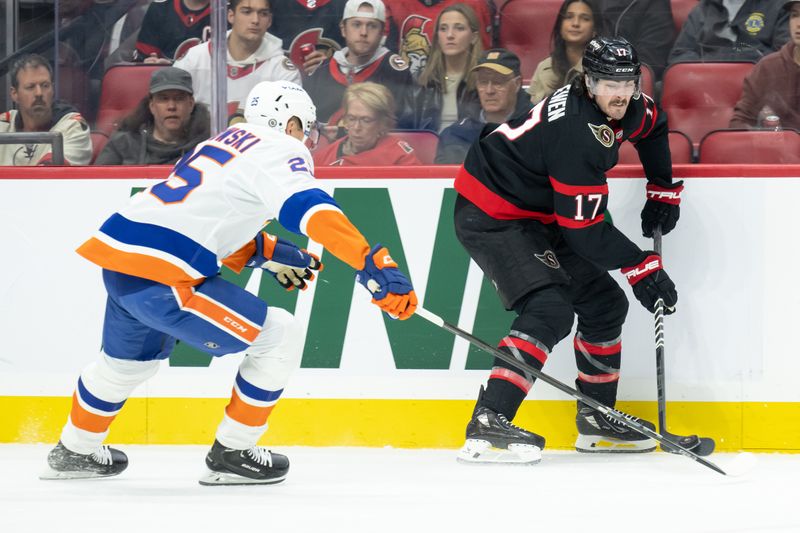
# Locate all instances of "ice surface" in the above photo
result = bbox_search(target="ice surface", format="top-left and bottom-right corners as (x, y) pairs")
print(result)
(1, 445), (797, 533)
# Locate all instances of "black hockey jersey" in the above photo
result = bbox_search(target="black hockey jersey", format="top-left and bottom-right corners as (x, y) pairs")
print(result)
(135, 0), (211, 60)
(456, 84), (673, 271)
(271, 0), (347, 50)
(303, 50), (412, 123)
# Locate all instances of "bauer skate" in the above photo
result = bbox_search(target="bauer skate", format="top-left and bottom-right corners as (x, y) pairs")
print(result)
(199, 440), (289, 486)
(458, 406), (545, 465)
(575, 405), (657, 453)
(40, 441), (128, 480)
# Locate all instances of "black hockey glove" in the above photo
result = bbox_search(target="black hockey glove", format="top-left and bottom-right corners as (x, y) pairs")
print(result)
(621, 253), (677, 314)
(641, 178), (684, 238)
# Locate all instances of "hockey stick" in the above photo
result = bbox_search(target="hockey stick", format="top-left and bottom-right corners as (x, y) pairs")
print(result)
(414, 306), (728, 476)
(653, 226), (716, 456)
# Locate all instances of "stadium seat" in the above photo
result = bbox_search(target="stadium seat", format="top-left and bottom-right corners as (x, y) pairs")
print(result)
(90, 131), (110, 164)
(95, 64), (163, 135)
(387, 130), (439, 164)
(671, 0), (699, 33)
(698, 129), (800, 164)
(661, 62), (754, 149)
(617, 130), (694, 166)
(497, 0), (562, 82)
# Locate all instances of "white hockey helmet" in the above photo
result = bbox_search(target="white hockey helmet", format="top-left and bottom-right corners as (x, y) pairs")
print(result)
(244, 80), (318, 144)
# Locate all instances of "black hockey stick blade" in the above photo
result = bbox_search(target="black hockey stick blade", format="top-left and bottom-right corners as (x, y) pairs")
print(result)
(415, 306), (727, 476)
(653, 226), (717, 457)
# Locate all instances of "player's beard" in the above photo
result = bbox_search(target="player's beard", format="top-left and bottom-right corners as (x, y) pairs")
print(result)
(604, 98), (629, 120)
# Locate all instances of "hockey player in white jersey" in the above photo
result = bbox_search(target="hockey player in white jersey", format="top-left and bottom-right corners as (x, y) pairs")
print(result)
(41, 80), (417, 485)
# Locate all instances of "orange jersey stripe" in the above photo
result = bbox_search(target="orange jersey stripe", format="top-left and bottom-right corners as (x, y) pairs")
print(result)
(69, 393), (116, 433)
(305, 210), (370, 270)
(77, 237), (204, 287)
(221, 240), (256, 274)
(174, 287), (261, 343)
(225, 389), (276, 427)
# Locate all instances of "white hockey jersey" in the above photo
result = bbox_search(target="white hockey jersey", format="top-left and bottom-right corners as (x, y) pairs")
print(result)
(77, 123), (364, 287)
(175, 31), (302, 108)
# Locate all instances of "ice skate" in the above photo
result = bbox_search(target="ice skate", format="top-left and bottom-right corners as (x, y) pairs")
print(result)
(457, 406), (545, 465)
(199, 440), (289, 486)
(40, 441), (128, 480)
(575, 405), (657, 453)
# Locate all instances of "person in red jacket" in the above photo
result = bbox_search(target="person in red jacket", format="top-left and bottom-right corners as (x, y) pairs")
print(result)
(313, 82), (422, 166)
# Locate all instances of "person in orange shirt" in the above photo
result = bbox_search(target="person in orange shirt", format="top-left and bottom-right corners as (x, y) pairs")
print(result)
(313, 82), (422, 166)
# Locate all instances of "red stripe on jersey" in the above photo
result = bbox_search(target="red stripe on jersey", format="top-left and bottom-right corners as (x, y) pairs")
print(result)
(643, 101), (658, 138)
(174, 0), (210, 27)
(455, 166), (556, 222)
(555, 213), (605, 229)
(500, 336), (548, 365)
(578, 372), (620, 384)
(574, 336), (621, 356)
(549, 176), (608, 196)
(629, 95), (652, 139)
(490, 367), (533, 393)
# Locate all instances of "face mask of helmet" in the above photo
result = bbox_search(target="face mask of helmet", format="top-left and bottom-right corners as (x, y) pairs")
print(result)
(586, 75), (641, 99)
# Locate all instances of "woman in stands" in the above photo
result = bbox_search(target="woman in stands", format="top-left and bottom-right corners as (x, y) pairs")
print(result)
(313, 82), (422, 166)
(528, 0), (604, 105)
(407, 3), (482, 132)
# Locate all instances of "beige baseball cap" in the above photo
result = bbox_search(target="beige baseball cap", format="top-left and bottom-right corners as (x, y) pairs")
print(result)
(342, 0), (385, 23)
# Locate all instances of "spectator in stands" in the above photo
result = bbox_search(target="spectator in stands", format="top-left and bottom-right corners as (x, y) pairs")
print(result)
(313, 82), (422, 165)
(270, 0), (347, 51)
(174, 0), (301, 109)
(528, 0), (603, 105)
(387, 0), (492, 81)
(598, 0), (675, 78)
(135, 0), (210, 63)
(0, 54), (91, 166)
(435, 49), (530, 164)
(668, 0), (789, 64)
(105, 0), (152, 67)
(303, 0), (413, 128)
(730, 0), (800, 130)
(411, 3), (483, 132)
(95, 67), (210, 165)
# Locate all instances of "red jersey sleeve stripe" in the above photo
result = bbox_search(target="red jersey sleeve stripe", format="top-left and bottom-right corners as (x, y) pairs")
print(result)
(455, 166), (556, 222)
(555, 213), (605, 229)
(629, 96), (651, 139)
(549, 176), (609, 196)
(642, 102), (658, 138)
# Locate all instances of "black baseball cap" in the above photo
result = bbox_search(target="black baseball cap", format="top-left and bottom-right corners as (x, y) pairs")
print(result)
(150, 67), (194, 95)
(783, 0), (800, 9)
(471, 49), (521, 76)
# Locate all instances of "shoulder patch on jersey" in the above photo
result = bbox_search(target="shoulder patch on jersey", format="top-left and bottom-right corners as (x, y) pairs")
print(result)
(397, 140), (414, 153)
(283, 56), (298, 71)
(588, 123), (615, 148)
(389, 54), (409, 71)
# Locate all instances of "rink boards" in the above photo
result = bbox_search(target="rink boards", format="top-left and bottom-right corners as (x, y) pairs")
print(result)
(1, 164), (799, 451)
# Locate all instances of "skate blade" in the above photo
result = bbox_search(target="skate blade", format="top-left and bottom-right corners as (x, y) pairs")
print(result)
(39, 467), (121, 480)
(199, 469), (287, 486)
(575, 434), (656, 454)
(456, 439), (542, 465)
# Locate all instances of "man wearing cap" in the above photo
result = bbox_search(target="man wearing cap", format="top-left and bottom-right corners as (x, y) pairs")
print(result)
(95, 67), (210, 165)
(303, 0), (413, 126)
(435, 49), (531, 164)
(0, 54), (91, 166)
(730, 0), (800, 131)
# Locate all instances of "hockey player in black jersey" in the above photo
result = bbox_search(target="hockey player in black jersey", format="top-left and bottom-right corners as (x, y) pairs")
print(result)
(453, 36), (682, 464)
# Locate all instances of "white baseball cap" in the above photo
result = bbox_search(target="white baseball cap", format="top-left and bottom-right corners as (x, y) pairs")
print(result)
(342, 0), (385, 23)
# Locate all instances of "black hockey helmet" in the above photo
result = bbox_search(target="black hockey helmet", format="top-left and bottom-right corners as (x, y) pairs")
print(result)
(582, 36), (641, 81)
